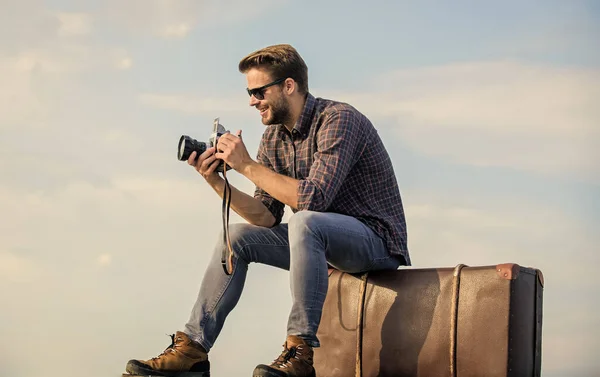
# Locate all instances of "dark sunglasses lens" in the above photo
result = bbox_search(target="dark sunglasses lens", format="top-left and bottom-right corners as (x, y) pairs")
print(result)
(249, 89), (264, 100)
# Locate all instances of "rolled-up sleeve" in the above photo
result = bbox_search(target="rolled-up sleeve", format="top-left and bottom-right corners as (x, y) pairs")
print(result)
(254, 138), (285, 226)
(297, 109), (364, 212)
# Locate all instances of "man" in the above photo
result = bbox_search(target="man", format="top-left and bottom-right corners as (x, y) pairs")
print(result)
(125, 44), (410, 377)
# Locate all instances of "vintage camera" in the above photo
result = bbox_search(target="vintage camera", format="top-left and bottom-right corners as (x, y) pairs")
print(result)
(177, 118), (232, 173)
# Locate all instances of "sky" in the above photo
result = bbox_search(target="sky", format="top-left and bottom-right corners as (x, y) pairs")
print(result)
(0, 0), (598, 376)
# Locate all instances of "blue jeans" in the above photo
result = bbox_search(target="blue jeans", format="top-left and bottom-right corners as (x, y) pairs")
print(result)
(183, 210), (402, 350)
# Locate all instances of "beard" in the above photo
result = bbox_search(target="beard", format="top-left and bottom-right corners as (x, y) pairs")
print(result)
(262, 93), (292, 126)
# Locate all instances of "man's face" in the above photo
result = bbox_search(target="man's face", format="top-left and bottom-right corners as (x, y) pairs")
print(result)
(246, 68), (291, 126)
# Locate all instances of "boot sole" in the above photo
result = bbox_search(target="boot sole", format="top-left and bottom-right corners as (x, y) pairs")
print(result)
(252, 370), (315, 377)
(252, 373), (316, 377)
(125, 360), (209, 377)
(122, 373), (209, 377)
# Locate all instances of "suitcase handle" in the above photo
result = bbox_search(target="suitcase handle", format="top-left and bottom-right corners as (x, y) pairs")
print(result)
(355, 273), (369, 377)
(450, 264), (468, 377)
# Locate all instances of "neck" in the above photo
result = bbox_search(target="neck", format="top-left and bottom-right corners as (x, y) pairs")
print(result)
(283, 93), (307, 132)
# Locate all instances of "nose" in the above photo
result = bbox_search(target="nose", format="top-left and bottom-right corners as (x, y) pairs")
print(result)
(249, 95), (260, 107)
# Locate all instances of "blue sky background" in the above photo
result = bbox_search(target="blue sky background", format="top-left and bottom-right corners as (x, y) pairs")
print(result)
(1, 1), (598, 376)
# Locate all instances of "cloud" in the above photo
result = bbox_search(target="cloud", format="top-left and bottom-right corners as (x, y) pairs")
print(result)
(403, 189), (598, 269)
(0, 0), (57, 52)
(139, 93), (249, 115)
(162, 23), (193, 39)
(1, 45), (132, 75)
(0, 46), (131, 133)
(0, 5), (130, 70)
(319, 60), (600, 182)
(56, 12), (92, 36)
(0, 3), (133, 130)
(116, 56), (133, 70)
(0, 176), (219, 252)
(98, 0), (288, 39)
(97, 253), (112, 267)
(0, 55), (50, 128)
(0, 251), (43, 283)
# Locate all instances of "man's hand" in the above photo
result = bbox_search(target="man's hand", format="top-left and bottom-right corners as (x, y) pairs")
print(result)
(188, 146), (222, 184)
(187, 140), (276, 227)
(215, 130), (254, 172)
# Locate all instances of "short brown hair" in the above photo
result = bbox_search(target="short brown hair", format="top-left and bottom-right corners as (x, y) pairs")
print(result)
(238, 44), (309, 94)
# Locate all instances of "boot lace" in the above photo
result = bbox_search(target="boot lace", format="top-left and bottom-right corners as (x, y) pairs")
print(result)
(151, 333), (181, 360)
(272, 344), (305, 369)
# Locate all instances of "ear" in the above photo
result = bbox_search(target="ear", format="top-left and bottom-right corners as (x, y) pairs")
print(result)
(284, 78), (296, 95)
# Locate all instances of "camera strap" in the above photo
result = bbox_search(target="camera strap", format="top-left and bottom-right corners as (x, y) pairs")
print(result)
(221, 164), (234, 275)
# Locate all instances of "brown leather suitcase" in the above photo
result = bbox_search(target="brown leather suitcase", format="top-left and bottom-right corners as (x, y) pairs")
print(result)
(313, 263), (544, 377)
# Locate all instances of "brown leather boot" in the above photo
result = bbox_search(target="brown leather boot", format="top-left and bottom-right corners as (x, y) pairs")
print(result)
(124, 331), (210, 376)
(252, 335), (316, 377)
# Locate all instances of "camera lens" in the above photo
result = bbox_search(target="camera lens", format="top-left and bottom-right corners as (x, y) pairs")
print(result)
(178, 135), (207, 161)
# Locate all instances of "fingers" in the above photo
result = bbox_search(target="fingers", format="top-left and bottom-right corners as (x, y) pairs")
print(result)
(187, 147), (215, 164)
(200, 153), (217, 171)
(217, 133), (243, 153)
(216, 140), (229, 155)
(199, 147), (216, 161)
(217, 136), (230, 149)
(185, 147), (221, 179)
(204, 158), (221, 176)
(187, 151), (197, 166)
(218, 132), (240, 145)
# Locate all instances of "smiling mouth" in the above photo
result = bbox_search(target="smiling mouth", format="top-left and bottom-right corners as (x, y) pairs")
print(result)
(259, 107), (268, 117)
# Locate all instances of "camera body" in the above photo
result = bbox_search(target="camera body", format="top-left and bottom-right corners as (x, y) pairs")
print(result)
(177, 118), (232, 173)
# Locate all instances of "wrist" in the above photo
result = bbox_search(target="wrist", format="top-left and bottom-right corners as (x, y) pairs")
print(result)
(206, 173), (224, 188)
(240, 159), (258, 177)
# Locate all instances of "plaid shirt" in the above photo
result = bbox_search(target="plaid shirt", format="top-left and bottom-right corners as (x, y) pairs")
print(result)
(254, 93), (410, 264)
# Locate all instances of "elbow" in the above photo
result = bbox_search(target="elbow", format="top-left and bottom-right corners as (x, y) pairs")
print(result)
(264, 213), (278, 228)
(297, 179), (336, 212)
(249, 215), (276, 228)
(297, 184), (330, 212)
(262, 206), (281, 228)
(256, 212), (277, 228)
(246, 209), (278, 228)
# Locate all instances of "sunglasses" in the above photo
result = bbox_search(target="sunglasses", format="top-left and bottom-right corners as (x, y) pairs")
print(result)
(246, 78), (286, 100)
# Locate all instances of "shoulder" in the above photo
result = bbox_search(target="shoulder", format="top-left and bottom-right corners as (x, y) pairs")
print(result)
(315, 97), (357, 115)
(315, 97), (368, 125)
(313, 97), (371, 136)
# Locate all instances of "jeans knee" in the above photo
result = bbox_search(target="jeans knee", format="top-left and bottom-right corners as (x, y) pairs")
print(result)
(216, 223), (254, 261)
(228, 223), (255, 242)
(289, 210), (327, 242)
(289, 210), (318, 229)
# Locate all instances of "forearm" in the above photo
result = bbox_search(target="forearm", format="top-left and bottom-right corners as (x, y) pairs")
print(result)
(206, 175), (276, 227)
(241, 161), (299, 210)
